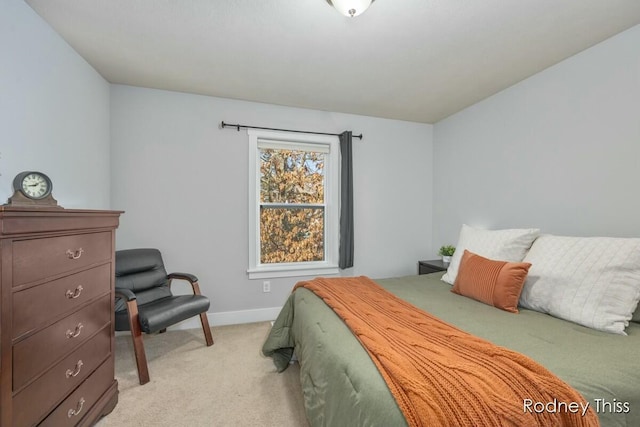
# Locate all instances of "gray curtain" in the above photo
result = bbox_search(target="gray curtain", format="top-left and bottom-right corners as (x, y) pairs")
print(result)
(339, 131), (354, 269)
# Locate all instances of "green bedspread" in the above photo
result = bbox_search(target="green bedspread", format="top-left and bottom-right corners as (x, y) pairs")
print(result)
(262, 272), (640, 427)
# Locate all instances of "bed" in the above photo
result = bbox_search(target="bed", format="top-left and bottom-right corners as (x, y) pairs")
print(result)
(262, 227), (640, 427)
(263, 272), (640, 426)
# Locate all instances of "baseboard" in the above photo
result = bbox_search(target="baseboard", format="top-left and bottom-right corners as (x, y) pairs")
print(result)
(208, 307), (283, 327)
(168, 307), (283, 331)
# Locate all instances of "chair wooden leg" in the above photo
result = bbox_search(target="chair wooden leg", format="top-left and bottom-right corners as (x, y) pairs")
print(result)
(199, 312), (214, 346)
(126, 300), (150, 385)
(191, 280), (214, 347)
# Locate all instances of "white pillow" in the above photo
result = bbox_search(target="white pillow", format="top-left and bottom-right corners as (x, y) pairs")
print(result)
(519, 235), (640, 334)
(441, 224), (540, 285)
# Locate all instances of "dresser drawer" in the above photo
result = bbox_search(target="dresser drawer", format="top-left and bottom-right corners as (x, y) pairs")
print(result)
(39, 357), (115, 427)
(12, 326), (111, 427)
(12, 232), (112, 286)
(13, 264), (111, 339)
(12, 295), (111, 390)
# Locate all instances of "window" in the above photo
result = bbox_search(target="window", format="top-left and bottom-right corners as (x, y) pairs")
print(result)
(248, 130), (339, 279)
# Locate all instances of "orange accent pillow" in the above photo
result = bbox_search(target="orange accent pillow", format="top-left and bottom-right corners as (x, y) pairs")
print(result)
(452, 250), (532, 313)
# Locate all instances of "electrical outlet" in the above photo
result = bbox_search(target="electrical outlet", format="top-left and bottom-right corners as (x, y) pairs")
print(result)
(262, 281), (271, 293)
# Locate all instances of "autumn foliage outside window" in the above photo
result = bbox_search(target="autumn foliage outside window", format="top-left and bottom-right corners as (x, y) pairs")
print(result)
(259, 147), (326, 264)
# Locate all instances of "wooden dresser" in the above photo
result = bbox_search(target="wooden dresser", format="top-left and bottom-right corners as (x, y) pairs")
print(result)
(0, 207), (122, 426)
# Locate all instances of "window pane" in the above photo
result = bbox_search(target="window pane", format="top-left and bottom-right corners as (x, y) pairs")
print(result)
(260, 207), (324, 263)
(260, 148), (324, 204)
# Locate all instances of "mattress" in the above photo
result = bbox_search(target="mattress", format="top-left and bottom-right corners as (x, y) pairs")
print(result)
(263, 272), (640, 426)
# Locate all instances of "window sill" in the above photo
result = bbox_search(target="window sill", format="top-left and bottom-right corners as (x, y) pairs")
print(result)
(247, 264), (340, 280)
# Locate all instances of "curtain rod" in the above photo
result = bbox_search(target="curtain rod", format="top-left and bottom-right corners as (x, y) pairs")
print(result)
(220, 121), (363, 140)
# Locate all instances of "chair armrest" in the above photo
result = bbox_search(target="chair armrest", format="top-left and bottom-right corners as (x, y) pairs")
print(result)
(167, 272), (204, 296)
(168, 272), (198, 283)
(115, 288), (137, 301)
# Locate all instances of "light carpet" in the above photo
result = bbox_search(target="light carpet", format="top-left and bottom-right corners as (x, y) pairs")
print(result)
(97, 322), (309, 427)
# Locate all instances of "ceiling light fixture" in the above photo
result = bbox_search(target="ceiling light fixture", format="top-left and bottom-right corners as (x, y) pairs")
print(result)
(326, 0), (375, 17)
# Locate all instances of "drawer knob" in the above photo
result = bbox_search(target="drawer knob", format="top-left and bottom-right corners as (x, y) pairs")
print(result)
(65, 285), (84, 299)
(65, 323), (83, 339)
(66, 248), (84, 260)
(67, 397), (85, 418)
(66, 359), (84, 378)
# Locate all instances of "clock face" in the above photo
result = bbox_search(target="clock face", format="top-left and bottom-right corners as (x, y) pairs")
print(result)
(20, 173), (51, 199)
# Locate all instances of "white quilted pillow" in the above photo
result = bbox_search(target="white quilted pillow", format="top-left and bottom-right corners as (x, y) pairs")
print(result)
(519, 235), (640, 334)
(441, 224), (540, 285)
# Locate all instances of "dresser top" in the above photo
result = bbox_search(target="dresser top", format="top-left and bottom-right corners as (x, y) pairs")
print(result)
(0, 207), (123, 237)
(0, 206), (124, 214)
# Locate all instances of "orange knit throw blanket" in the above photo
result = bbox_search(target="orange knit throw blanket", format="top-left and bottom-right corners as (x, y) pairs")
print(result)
(294, 276), (600, 427)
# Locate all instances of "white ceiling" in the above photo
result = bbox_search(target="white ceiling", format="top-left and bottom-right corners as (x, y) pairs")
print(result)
(25, 0), (640, 124)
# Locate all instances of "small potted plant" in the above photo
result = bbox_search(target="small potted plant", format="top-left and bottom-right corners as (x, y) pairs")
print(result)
(438, 245), (456, 265)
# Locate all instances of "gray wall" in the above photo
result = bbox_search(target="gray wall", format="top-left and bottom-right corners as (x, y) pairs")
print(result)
(110, 85), (433, 325)
(3, 0), (433, 328)
(433, 24), (640, 249)
(0, 0), (111, 209)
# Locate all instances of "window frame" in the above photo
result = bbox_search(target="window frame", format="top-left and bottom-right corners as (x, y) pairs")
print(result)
(247, 129), (340, 279)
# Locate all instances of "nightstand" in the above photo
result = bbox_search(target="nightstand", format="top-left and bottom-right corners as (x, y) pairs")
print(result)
(418, 259), (448, 275)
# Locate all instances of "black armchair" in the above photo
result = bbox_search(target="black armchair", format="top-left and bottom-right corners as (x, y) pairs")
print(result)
(115, 248), (214, 385)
